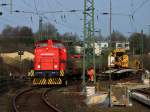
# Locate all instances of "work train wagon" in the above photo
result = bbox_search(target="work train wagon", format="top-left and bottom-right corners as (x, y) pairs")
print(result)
(33, 39), (67, 85)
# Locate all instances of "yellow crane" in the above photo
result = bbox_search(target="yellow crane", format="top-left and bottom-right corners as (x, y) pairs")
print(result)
(108, 48), (128, 68)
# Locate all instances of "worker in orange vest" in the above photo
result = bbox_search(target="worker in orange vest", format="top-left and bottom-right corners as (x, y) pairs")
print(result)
(87, 66), (94, 81)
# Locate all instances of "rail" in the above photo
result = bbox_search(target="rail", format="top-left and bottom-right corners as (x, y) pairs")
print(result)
(12, 86), (63, 112)
(12, 86), (37, 112)
(42, 87), (63, 112)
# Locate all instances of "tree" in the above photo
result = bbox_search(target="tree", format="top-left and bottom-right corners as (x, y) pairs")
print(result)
(37, 22), (58, 40)
(19, 26), (33, 37)
(1, 25), (14, 38)
(145, 35), (150, 53)
(94, 34), (104, 41)
(1, 25), (33, 38)
(62, 32), (80, 42)
(106, 31), (127, 48)
(129, 32), (149, 54)
(0, 25), (34, 52)
(110, 31), (127, 41)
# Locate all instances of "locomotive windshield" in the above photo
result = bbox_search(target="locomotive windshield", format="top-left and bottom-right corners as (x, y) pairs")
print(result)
(116, 52), (124, 56)
(53, 42), (65, 48)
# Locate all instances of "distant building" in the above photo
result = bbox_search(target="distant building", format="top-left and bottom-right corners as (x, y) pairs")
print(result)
(83, 42), (106, 56)
(94, 43), (101, 56)
(115, 41), (130, 50)
(76, 41), (129, 56)
(94, 41), (109, 56)
(74, 46), (82, 54)
(99, 42), (109, 49)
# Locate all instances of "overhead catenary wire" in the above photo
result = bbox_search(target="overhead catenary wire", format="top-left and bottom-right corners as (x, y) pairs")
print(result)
(12, 9), (83, 15)
(2, 4), (37, 28)
(128, 0), (149, 30)
(39, 1), (83, 34)
(46, 0), (83, 28)
(2, 1), (76, 36)
(129, 0), (135, 32)
(11, 0), (83, 35)
(1, 0), (149, 39)
(96, 9), (132, 17)
(132, 0), (150, 15)
(43, 15), (81, 33)
(11, 8), (83, 34)
(34, 0), (39, 15)
(43, 9), (135, 38)
(41, 9), (83, 14)
(46, 0), (57, 23)
(54, 0), (64, 8)
(51, 0), (83, 29)
(128, 15), (136, 32)
(52, 0), (82, 16)
(22, 0), (34, 10)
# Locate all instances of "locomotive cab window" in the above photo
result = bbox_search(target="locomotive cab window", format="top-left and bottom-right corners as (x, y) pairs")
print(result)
(116, 52), (124, 56)
(53, 42), (64, 48)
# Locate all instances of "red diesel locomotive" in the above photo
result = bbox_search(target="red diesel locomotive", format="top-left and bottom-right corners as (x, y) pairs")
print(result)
(33, 39), (67, 85)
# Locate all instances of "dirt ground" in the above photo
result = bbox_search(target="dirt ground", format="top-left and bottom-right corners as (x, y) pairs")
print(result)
(46, 80), (150, 112)
(0, 80), (149, 112)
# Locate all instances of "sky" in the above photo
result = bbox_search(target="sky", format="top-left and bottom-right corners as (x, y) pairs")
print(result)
(0, 0), (150, 37)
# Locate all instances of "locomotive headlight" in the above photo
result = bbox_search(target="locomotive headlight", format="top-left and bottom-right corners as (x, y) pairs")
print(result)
(54, 65), (58, 69)
(46, 47), (49, 50)
(63, 49), (66, 52)
(37, 65), (41, 69)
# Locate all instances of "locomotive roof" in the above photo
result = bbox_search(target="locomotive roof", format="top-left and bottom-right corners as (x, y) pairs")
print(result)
(35, 39), (64, 44)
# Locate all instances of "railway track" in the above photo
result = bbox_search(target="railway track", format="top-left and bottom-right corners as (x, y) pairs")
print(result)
(12, 86), (63, 112)
(133, 88), (150, 96)
(130, 88), (150, 107)
(42, 88), (63, 112)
